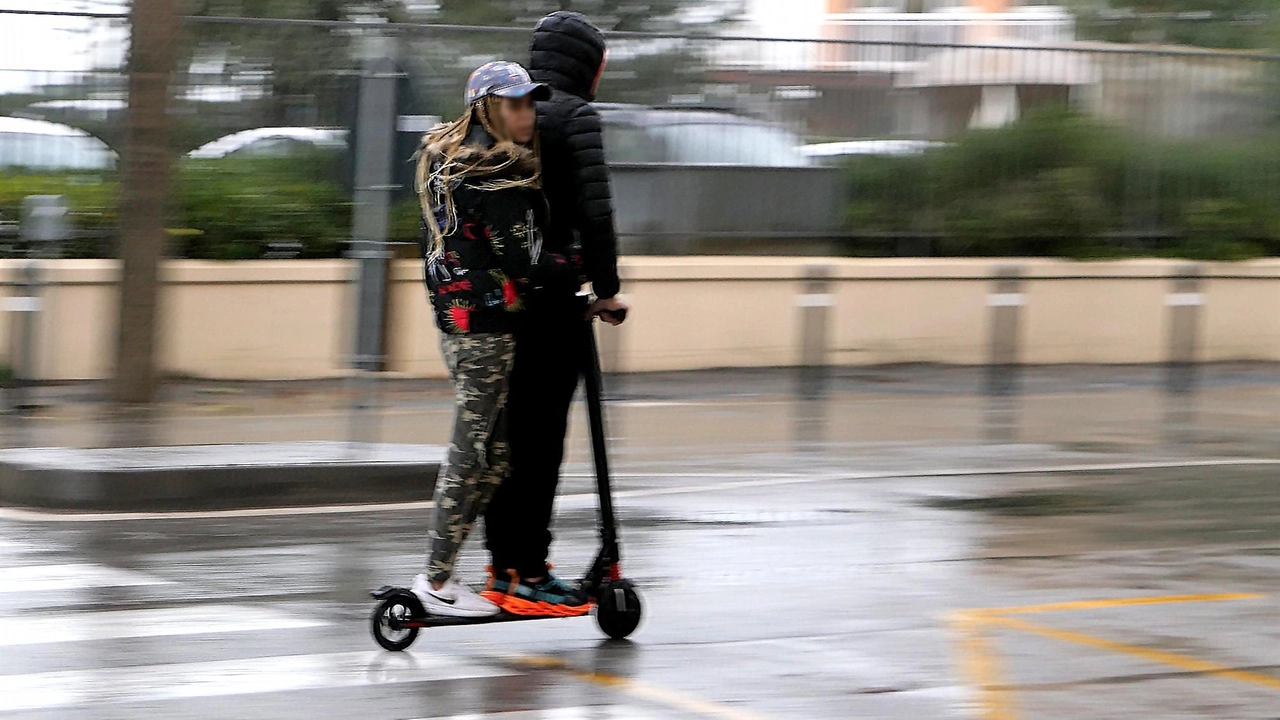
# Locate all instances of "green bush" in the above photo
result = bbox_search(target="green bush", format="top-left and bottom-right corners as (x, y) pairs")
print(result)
(0, 150), (354, 260)
(941, 167), (1111, 257)
(174, 152), (350, 259)
(844, 110), (1280, 260)
(390, 197), (424, 248)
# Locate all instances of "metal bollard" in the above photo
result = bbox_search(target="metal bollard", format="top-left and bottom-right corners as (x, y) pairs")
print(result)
(796, 264), (835, 400)
(1165, 264), (1203, 396)
(985, 265), (1024, 397)
(793, 265), (835, 450)
(984, 265), (1024, 442)
(5, 263), (42, 412)
(1163, 265), (1203, 448)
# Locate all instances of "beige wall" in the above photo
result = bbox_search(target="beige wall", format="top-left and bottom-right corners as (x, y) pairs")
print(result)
(161, 261), (353, 379)
(387, 260), (445, 377)
(0, 260), (355, 381)
(4, 257), (1279, 381)
(1201, 263), (1280, 363)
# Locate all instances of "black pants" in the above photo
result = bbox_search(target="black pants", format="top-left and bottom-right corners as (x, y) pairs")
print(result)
(483, 298), (584, 579)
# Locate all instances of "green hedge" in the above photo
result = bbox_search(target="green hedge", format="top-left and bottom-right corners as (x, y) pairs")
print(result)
(175, 152), (351, 259)
(845, 110), (1280, 260)
(0, 151), (381, 259)
(7, 113), (1280, 261)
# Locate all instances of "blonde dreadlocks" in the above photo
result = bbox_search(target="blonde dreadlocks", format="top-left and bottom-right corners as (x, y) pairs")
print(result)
(415, 96), (542, 258)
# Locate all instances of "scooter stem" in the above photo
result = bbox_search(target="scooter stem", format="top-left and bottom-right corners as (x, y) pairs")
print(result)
(580, 317), (622, 592)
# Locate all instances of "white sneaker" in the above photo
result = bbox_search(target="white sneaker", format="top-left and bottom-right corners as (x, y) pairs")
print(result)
(412, 574), (501, 618)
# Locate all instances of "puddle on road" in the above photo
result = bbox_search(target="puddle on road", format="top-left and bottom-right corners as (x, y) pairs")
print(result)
(925, 491), (1120, 517)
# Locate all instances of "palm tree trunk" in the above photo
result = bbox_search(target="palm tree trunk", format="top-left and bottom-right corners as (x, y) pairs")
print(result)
(114, 0), (178, 404)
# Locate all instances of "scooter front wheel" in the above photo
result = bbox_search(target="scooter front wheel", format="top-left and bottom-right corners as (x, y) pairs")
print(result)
(595, 580), (642, 640)
(371, 591), (423, 651)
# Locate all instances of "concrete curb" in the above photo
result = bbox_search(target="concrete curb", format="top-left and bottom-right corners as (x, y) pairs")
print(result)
(0, 442), (445, 512)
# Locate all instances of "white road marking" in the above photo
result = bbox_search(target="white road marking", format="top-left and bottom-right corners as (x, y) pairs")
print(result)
(0, 604), (326, 647)
(406, 707), (662, 720)
(0, 500), (435, 522)
(0, 563), (171, 593)
(4, 458), (1279, 523)
(613, 400), (706, 408)
(613, 458), (1280, 500)
(0, 650), (513, 713)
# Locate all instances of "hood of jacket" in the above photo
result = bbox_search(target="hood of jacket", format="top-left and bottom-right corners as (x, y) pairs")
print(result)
(529, 11), (606, 101)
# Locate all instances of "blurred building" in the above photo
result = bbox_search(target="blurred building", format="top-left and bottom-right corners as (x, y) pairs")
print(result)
(728, 1), (1268, 140)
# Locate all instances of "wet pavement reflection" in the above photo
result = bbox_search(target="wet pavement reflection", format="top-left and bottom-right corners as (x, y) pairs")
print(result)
(3, 365), (1280, 718)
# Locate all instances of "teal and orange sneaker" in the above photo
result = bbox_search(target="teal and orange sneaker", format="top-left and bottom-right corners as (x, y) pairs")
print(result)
(481, 567), (591, 617)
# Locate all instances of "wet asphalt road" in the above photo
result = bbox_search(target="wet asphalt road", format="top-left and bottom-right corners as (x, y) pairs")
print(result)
(4, 365), (1280, 718)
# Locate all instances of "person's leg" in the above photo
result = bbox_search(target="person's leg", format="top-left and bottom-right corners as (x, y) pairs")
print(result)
(455, 402), (509, 549)
(417, 333), (514, 617)
(484, 303), (582, 579)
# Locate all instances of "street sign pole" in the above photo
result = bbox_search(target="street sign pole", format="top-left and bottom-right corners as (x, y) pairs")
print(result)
(8, 195), (68, 413)
(347, 51), (400, 445)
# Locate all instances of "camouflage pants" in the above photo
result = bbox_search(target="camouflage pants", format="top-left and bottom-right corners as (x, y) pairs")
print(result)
(427, 333), (517, 583)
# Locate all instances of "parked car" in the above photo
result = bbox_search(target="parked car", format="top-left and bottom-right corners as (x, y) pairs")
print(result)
(594, 104), (841, 254)
(187, 127), (348, 159)
(597, 104), (812, 167)
(0, 116), (115, 171)
(799, 139), (943, 165)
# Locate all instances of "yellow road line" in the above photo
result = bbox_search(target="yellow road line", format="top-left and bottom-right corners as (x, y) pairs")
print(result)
(512, 655), (770, 720)
(968, 593), (1265, 617)
(949, 613), (1018, 720)
(949, 592), (1268, 716)
(986, 614), (1280, 693)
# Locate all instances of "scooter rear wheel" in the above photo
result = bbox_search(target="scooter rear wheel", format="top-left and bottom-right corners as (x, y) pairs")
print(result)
(371, 591), (423, 651)
(595, 580), (642, 640)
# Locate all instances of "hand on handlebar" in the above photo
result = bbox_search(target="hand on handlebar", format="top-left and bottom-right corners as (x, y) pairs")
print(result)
(587, 296), (629, 326)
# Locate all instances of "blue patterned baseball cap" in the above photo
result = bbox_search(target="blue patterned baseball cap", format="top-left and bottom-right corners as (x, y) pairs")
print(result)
(465, 61), (550, 104)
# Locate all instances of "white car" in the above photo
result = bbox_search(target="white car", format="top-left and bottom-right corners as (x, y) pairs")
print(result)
(597, 104), (812, 167)
(799, 139), (943, 165)
(187, 127), (348, 159)
(0, 116), (115, 171)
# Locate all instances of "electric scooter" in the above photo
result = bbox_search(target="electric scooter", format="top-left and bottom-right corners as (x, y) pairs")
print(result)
(370, 309), (641, 651)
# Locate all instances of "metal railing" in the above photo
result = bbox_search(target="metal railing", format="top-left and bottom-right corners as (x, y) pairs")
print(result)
(2, 10), (1280, 257)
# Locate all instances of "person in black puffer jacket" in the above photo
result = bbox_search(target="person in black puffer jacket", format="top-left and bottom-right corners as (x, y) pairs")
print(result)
(483, 11), (628, 602)
(526, 10), (622, 305)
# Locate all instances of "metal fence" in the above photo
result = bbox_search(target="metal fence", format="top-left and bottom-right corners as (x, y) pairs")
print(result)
(4, 10), (1280, 257)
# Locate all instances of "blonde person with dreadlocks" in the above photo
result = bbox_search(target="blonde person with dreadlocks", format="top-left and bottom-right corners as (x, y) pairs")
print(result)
(410, 62), (581, 617)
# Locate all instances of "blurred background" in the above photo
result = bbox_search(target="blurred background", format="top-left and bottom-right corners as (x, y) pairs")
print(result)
(3, 2), (1280, 719)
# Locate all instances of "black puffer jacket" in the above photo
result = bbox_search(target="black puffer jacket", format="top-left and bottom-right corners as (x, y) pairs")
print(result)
(528, 11), (621, 300)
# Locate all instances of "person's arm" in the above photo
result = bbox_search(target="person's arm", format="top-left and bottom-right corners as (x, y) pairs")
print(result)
(564, 102), (622, 300)
(474, 188), (578, 291)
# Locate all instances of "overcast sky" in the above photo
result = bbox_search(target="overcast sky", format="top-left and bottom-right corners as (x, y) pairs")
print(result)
(0, 0), (824, 93)
(0, 1), (128, 91)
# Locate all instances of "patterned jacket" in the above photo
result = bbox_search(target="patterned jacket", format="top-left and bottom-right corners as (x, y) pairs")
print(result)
(421, 129), (579, 335)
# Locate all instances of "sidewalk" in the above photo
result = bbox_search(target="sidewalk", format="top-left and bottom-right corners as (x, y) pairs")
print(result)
(2, 363), (1279, 511)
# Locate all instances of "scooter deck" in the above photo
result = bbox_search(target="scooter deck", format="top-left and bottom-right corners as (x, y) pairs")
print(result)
(371, 585), (592, 628)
